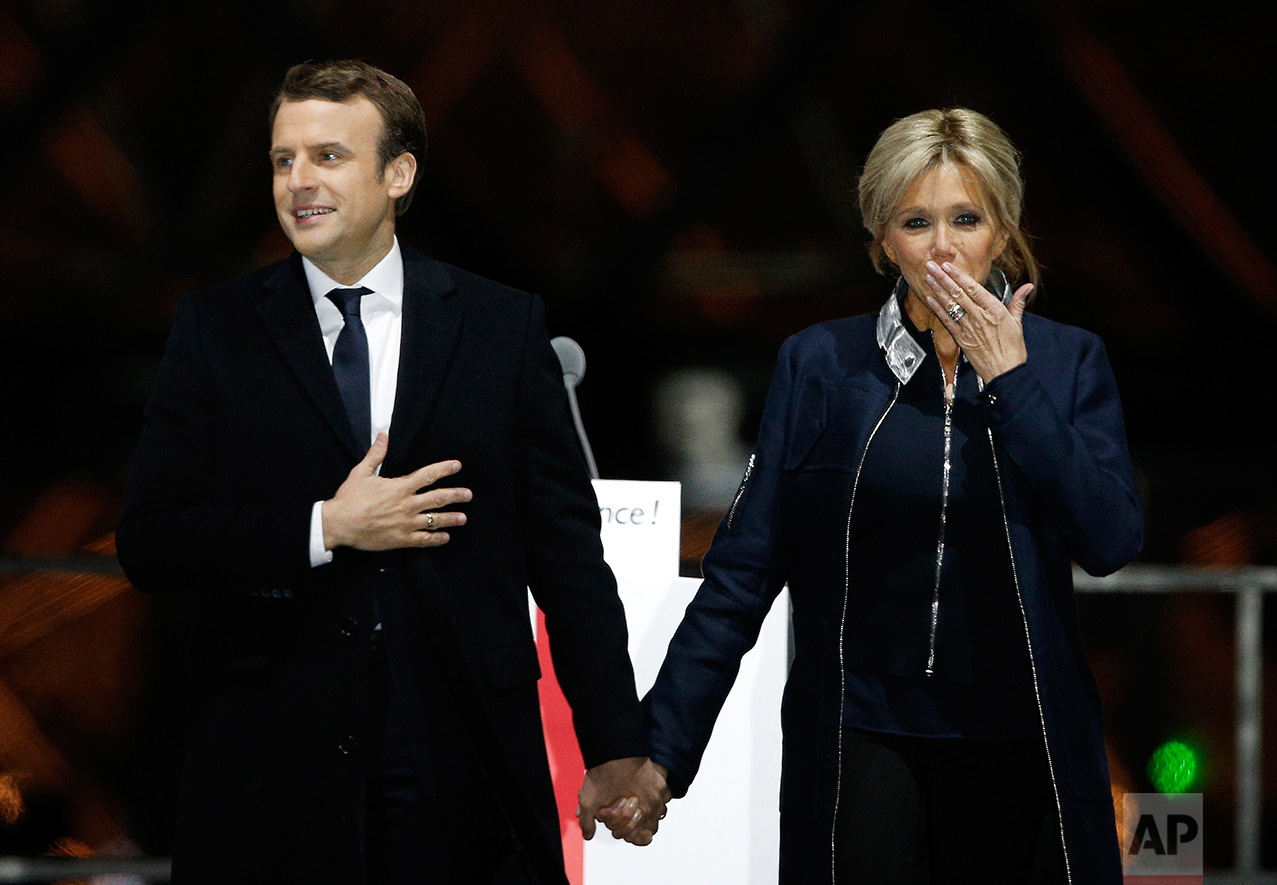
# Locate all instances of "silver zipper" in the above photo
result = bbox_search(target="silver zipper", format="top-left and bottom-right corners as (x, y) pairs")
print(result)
(831, 383), (901, 883)
(987, 428), (1073, 884)
(925, 390), (955, 677)
(724, 454), (756, 532)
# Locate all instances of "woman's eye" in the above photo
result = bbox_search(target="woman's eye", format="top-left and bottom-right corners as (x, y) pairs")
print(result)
(903, 217), (928, 230)
(955, 213), (981, 226)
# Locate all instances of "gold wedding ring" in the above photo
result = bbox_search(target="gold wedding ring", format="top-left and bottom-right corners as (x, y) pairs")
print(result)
(425, 512), (436, 531)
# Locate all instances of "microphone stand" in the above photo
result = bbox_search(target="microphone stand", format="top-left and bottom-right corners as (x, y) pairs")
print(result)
(550, 336), (600, 480)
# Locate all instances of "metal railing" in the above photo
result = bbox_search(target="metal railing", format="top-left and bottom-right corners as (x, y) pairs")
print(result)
(1075, 563), (1277, 882)
(0, 857), (170, 883)
(0, 555), (123, 576)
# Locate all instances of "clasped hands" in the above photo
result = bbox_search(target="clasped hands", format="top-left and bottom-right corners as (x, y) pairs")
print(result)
(322, 433), (471, 551)
(577, 757), (671, 846)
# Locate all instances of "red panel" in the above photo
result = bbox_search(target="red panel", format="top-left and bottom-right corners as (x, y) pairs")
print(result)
(536, 607), (585, 885)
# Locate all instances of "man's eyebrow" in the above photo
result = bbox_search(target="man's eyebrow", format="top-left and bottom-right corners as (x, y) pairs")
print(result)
(268, 142), (350, 157)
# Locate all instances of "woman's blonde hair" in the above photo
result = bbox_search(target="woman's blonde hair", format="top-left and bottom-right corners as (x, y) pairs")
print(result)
(858, 108), (1039, 290)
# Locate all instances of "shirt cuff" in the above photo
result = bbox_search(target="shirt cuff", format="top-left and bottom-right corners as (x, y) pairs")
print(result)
(309, 500), (334, 567)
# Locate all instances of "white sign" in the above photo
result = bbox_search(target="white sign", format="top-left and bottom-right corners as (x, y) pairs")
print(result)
(593, 479), (682, 580)
(585, 480), (786, 885)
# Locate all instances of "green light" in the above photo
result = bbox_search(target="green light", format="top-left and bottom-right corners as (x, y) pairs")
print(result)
(1148, 740), (1198, 793)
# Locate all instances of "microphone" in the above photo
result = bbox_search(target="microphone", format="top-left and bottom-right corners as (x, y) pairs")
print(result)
(552, 336), (586, 388)
(550, 336), (600, 480)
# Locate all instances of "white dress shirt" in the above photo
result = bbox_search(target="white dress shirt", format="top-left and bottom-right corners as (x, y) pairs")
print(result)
(305, 238), (405, 567)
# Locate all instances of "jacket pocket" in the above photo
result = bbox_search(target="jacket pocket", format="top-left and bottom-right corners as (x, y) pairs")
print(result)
(482, 641), (542, 689)
(786, 375), (892, 473)
(784, 378), (827, 470)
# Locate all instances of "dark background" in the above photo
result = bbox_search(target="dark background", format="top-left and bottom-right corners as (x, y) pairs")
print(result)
(0, 0), (1273, 870)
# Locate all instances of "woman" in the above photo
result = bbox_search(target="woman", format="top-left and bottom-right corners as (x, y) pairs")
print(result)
(641, 109), (1142, 883)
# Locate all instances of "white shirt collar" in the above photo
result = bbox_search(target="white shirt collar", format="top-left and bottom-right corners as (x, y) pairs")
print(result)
(301, 237), (404, 309)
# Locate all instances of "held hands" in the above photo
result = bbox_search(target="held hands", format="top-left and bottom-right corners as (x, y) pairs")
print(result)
(921, 261), (1033, 383)
(577, 757), (671, 846)
(322, 433), (471, 551)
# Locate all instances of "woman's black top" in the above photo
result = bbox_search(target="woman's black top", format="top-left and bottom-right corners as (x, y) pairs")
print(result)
(841, 305), (1038, 740)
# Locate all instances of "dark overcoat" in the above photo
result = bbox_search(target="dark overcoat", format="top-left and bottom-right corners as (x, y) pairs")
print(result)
(116, 246), (646, 884)
(645, 292), (1143, 884)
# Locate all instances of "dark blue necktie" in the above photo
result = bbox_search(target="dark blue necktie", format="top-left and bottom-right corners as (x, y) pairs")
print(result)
(326, 287), (373, 447)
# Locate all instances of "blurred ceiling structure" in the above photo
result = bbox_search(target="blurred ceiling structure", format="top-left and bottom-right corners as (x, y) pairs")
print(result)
(1, 0), (1274, 557)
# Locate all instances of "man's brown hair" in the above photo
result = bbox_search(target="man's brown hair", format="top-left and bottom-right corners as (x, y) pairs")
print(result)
(271, 60), (427, 216)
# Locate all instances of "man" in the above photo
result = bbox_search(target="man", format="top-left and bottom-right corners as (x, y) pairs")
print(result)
(117, 60), (665, 884)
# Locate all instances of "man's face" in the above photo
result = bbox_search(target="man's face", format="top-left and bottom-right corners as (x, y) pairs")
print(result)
(269, 97), (414, 281)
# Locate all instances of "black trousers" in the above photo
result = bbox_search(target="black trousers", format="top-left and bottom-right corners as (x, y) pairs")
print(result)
(365, 627), (533, 885)
(833, 729), (1066, 885)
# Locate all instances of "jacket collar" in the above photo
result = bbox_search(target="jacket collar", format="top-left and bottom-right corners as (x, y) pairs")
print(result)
(258, 254), (361, 455)
(874, 268), (1012, 385)
(256, 247), (463, 466)
(384, 245), (462, 474)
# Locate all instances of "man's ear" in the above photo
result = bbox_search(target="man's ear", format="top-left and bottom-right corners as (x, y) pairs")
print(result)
(385, 152), (417, 199)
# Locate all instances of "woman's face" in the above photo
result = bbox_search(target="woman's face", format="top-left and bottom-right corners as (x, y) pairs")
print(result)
(881, 161), (1008, 303)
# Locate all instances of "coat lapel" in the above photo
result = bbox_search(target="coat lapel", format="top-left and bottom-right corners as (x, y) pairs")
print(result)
(385, 249), (463, 475)
(256, 255), (364, 459)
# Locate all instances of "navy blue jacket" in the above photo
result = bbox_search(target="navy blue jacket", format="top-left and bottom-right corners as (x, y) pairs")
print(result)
(645, 292), (1142, 884)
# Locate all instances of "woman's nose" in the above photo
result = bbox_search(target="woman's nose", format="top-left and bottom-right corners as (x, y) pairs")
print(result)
(930, 224), (955, 259)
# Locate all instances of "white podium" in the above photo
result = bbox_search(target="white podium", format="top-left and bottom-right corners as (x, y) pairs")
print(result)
(581, 480), (787, 885)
